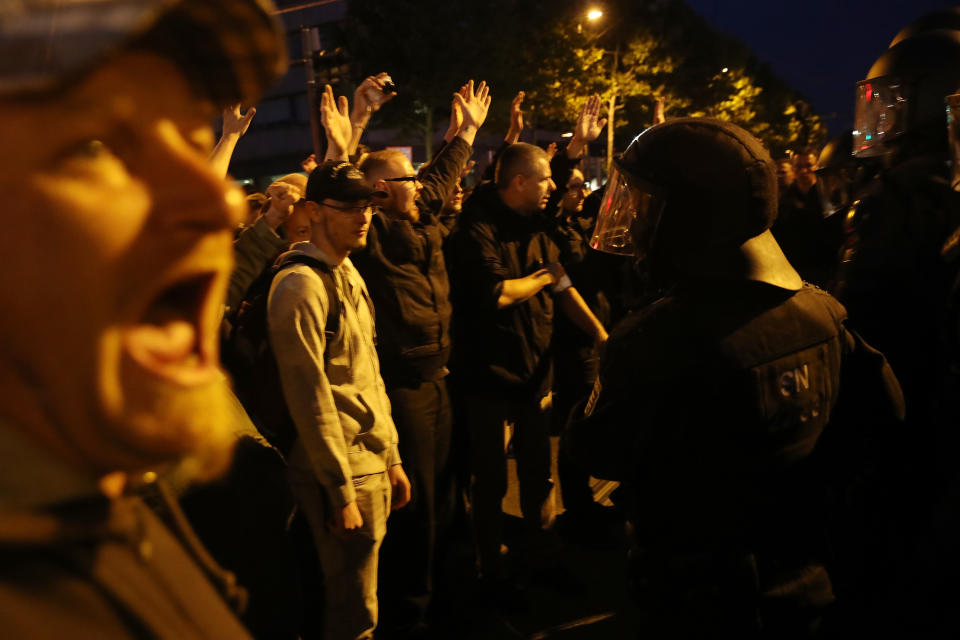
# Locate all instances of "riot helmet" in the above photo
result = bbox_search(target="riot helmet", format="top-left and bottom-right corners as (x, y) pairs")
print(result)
(816, 131), (857, 216)
(854, 30), (960, 158)
(890, 8), (960, 47)
(591, 118), (778, 273)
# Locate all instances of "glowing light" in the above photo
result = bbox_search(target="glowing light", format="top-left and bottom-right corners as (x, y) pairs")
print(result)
(721, 67), (729, 73)
(587, 9), (603, 20)
(561, 132), (574, 138)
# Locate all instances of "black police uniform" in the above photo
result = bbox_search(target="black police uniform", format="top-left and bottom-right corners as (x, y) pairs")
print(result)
(834, 152), (960, 635)
(569, 280), (857, 637)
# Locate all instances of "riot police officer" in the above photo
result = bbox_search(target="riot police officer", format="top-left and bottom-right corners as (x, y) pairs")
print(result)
(567, 118), (901, 638)
(835, 27), (960, 636)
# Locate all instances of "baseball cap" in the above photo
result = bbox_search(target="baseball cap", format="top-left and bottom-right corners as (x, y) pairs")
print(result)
(269, 173), (308, 197)
(305, 161), (387, 204)
(0, 0), (286, 106)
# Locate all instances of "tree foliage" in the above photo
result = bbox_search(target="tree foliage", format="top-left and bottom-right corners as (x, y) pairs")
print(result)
(524, 21), (679, 132)
(343, 0), (826, 159)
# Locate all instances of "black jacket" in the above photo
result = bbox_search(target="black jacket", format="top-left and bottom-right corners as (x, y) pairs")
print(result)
(352, 137), (472, 385)
(447, 183), (565, 395)
(0, 490), (252, 639)
(567, 280), (903, 634)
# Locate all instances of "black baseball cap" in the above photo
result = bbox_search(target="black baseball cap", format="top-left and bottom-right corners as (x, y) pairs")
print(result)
(0, 0), (286, 106)
(305, 160), (387, 204)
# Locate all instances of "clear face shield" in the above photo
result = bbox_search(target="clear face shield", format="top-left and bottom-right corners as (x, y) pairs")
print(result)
(853, 76), (907, 158)
(815, 166), (857, 217)
(946, 94), (960, 191)
(589, 165), (666, 257)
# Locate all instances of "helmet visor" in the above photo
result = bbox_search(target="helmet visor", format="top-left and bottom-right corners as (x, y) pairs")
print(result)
(589, 165), (666, 257)
(815, 166), (856, 217)
(947, 94), (960, 191)
(853, 76), (907, 158)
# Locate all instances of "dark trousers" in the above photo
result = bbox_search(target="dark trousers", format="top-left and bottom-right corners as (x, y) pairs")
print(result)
(553, 349), (598, 514)
(464, 387), (556, 578)
(378, 379), (454, 629)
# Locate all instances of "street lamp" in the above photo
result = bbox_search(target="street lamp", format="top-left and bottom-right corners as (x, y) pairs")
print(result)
(580, 6), (619, 176)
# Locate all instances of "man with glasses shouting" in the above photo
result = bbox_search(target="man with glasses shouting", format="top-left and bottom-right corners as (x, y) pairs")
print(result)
(267, 160), (411, 640)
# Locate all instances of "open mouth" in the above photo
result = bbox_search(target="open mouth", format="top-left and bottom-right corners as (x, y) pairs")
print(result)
(123, 273), (219, 386)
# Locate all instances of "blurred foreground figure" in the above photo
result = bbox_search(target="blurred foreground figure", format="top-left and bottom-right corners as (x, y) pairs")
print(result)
(568, 119), (902, 638)
(0, 0), (285, 637)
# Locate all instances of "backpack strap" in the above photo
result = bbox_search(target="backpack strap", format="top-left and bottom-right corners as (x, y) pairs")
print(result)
(277, 254), (341, 340)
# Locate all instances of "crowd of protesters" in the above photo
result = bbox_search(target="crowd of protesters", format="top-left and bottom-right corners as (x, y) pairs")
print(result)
(2, 1), (960, 639)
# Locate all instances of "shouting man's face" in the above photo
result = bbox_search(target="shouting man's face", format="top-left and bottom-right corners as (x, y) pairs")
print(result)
(0, 52), (245, 478)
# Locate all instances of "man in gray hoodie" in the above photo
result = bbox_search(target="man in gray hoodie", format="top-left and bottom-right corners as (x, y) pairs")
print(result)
(268, 160), (411, 640)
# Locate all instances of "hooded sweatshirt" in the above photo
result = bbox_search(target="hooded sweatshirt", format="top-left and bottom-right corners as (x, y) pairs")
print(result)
(267, 242), (399, 507)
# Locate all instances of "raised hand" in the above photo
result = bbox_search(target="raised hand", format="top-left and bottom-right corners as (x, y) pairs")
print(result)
(653, 96), (666, 125)
(575, 94), (608, 143)
(209, 104), (256, 178)
(222, 103), (256, 138)
(301, 153), (318, 174)
(352, 72), (396, 121)
(506, 90), (525, 144)
(443, 85), (466, 143)
(320, 83), (352, 161)
(568, 94), (608, 158)
(262, 181), (301, 230)
(545, 141), (558, 160)
(453, 79), (491, 133)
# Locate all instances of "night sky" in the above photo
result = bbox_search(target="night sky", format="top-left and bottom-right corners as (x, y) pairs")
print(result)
(683, 0), (959, 137)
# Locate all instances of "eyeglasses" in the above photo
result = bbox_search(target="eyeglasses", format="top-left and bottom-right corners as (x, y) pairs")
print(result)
(321, 201), (372, 215)
(383, 175), (419, 183)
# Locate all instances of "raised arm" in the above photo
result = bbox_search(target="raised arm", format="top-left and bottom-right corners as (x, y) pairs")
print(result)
(441, 84), (466, 148)
(320, 84), (352, 163)
(505, 90), (525, 145)
(565, 93), (608, 159)
(452, 79), (491, 148)
(349, 73), (397, 155)
(418, 81), (491, 215)
(653, 96), (666, 125)
(547, 95), (608, 213)
(209, 103), (256, 179)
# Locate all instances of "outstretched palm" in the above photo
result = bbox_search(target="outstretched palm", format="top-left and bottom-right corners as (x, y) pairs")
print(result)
(574, 94), (608, 143)
(222, 103), (256, 137)
(454, 79), (492, 130)
(320, 84), (352, 159)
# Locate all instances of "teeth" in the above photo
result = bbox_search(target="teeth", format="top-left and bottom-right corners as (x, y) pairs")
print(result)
(126, 321), (196, 364)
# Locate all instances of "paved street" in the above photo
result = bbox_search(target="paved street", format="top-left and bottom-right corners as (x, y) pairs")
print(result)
(430, 436), (640, 640)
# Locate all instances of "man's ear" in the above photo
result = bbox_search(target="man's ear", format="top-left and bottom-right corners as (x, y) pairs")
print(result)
(303, 201), (322, 223)
(372, 180), (389, 202)
(509, 172), (526, 194)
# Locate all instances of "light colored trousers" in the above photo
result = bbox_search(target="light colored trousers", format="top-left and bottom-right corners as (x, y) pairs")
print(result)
(289, 462), (391, 640)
